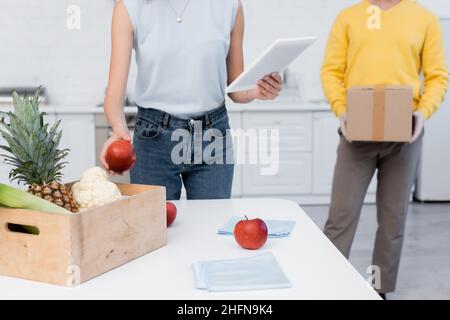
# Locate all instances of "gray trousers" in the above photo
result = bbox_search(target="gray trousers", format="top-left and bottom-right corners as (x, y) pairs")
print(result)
(324, 132), (423, 293)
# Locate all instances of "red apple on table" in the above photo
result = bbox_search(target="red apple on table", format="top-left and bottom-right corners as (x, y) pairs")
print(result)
(105, 140), (136, 174)
(234, 216), (268, 250)
(166, 202), (177, 227)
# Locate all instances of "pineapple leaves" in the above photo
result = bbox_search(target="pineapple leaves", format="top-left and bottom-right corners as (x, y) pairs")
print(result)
(0, 145), (12, 153)
(0, 88), (69, 185)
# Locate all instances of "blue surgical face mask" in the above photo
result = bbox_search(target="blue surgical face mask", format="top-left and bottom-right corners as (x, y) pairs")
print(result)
(193, 252), (291, 292)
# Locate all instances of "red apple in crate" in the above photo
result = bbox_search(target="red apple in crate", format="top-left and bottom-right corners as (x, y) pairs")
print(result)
(166, 202), (177, 227)
(105, 140), (136, 174)
(234, 216), (268, 250)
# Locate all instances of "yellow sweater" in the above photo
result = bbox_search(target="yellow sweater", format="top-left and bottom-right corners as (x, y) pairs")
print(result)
(321, 0), (448, 119)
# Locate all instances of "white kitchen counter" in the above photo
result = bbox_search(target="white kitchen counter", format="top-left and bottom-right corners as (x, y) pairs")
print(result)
(0, 199), (380, 300)
(0, 89), (330, 114)
(32, 93), (330, 114)
(50, 102), (330, 114)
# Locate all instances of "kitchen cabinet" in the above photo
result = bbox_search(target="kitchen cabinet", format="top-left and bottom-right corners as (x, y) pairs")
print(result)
(228, 112), (243, 197)
(241, 111), (313, 196)
(312, 112), (340, 194)
(237, 108), (375, 204)
(0, 138), (12, 184)
(243, 152), (312, 195)
(55, 113), (96, 183)
(242, 112), (312, 152)
(312, 112), (377, 195)
(308, 112), (376, 203)
(0, 129), (11, 184)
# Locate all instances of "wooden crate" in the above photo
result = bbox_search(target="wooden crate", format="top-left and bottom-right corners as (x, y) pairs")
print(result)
(0, 183), (166, 286)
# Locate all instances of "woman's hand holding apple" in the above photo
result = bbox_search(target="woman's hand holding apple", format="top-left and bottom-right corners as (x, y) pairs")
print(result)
(100, 128), (134, 175)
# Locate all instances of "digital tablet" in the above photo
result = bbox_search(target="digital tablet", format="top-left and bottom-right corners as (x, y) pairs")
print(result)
(226, 37), (317, 93)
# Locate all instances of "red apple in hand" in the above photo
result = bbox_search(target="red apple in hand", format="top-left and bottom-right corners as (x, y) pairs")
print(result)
(106, 140), (136, 174)
(234, 216), (268, 250)
(166, 202), (177, 227)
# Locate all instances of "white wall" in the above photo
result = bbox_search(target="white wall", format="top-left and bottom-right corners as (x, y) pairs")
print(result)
(0, 0), (448, 106)
(0, 0), (113, 106)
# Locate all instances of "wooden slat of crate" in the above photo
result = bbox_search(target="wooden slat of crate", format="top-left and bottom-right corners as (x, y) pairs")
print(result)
(71, 185), (167, 283)
(0, 210), (71, 285)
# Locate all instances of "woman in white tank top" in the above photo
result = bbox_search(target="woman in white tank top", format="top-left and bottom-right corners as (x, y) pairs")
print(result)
(100, 0), (282, 200)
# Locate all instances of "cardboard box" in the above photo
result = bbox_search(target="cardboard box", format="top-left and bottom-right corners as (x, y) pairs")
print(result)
(0, 183), (166, 286)
(347, 86), (413, 142)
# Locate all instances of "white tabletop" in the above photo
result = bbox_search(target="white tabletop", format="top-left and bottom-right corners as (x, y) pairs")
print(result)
(0, 198), (380, 300)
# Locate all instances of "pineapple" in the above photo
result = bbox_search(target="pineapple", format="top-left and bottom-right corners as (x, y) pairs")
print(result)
(0, 89), (79, 213)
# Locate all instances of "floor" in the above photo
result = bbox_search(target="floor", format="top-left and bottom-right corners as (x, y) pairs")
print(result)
(303, 202), (450, 300)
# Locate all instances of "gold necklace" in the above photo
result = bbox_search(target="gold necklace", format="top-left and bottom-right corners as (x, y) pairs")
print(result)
(167, 0), (191, 23)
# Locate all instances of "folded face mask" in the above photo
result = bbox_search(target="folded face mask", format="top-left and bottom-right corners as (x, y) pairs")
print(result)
(192, 252), (292, 292)
(218, 216), (296, 238)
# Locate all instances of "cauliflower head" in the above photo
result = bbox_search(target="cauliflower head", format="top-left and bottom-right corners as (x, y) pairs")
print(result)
(72, 167), (122, 209)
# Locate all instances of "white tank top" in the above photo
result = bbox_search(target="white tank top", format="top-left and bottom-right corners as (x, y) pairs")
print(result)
(123, 0), (239, 115)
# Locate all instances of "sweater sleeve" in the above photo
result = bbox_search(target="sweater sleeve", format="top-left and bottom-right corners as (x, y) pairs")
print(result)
(418, 16), (449, 119)
(321, 13), (349, 118)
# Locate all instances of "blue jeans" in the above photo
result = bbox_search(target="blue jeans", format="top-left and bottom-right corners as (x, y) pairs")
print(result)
(130, 105), (234, 200)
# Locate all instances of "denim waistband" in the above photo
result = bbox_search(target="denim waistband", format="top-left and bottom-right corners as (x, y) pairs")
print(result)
(136, 102), (227, 129)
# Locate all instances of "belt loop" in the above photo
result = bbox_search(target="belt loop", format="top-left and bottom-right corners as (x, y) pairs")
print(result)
(205, 112), (212, 129)
(162, 113), (170, 129)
